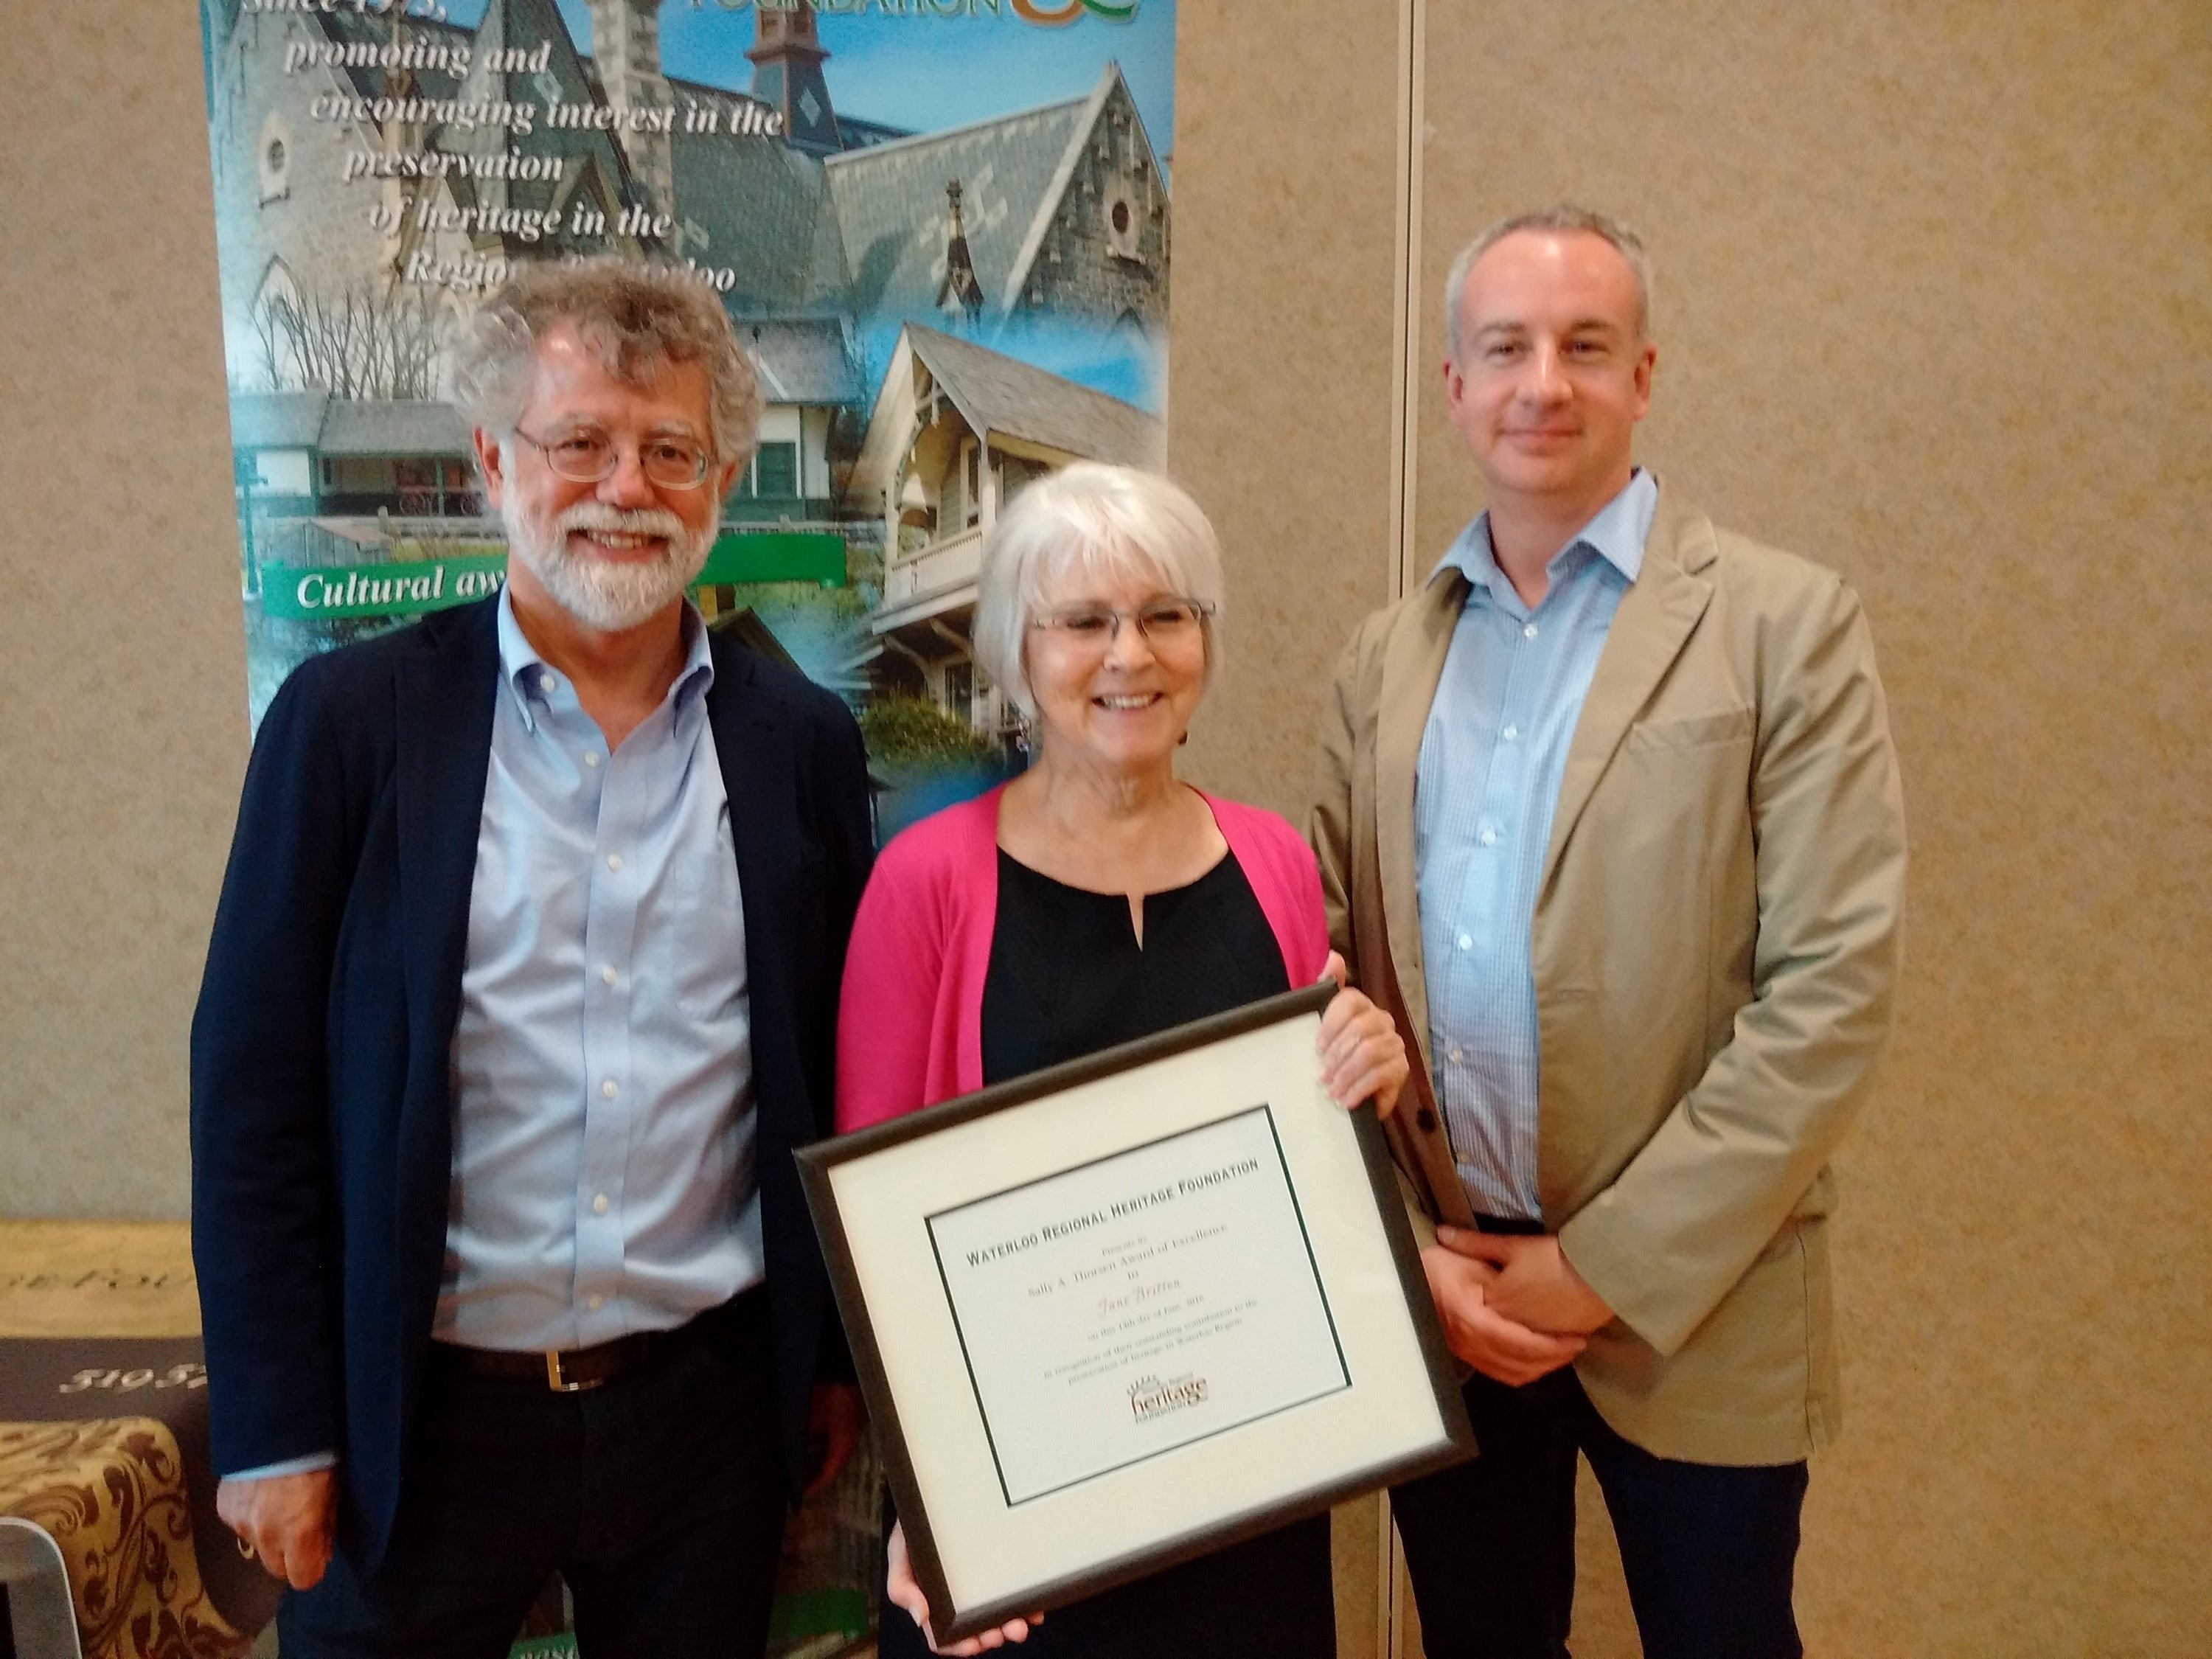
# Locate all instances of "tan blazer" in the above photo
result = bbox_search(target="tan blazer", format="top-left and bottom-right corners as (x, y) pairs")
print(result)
(1312, 483), (1906, 1465)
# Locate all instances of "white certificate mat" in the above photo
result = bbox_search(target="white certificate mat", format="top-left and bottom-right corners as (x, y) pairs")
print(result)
(800, 984), (1474, 1643)
(925, 1104), (1350, 1505)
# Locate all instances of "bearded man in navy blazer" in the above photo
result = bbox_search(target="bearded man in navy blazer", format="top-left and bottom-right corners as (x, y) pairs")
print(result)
(191, 257), (873, 1658)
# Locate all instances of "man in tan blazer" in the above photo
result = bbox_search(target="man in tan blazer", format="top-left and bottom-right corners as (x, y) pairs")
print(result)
(1312, 206), (1905, 1658)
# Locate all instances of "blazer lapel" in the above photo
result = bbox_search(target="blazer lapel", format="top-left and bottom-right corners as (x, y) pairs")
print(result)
(704, 646), (805, 1144)
(1537, 489), (1716, 896)
(705, 641), (786, 923)
(1376, 568), (1467, 1062)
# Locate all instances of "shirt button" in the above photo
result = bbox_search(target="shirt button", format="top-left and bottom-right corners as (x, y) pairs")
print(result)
(1457, 933), (1472, 950)
(605, 853), (624, 872)
(600, 964), (618, 985)
(540, 672), (558, 695)
(601, 1079), (619, 1099)
(1447, 1044), (1463, 1063)
(586, 1293), (604, 1312)
(583, 752), (600, 768)
(1523, 623), (1539, 640)
(1479, 828), (1499, 846)
(1501, 725), (1519, 741)
(592, 1194), (610, 1215)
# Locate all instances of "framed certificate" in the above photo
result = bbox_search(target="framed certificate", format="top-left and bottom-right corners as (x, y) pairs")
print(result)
(799, 981), (1475, 1642)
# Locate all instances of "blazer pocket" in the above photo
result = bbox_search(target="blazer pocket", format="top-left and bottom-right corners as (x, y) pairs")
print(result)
(1622, 706), (1755, 752)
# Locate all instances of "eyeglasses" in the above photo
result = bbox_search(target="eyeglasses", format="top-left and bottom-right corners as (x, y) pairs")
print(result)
(511, 425), (712, 490)
(1029, 598), (1215, 649)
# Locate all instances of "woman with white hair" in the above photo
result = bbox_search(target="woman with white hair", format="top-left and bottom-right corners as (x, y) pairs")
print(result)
(838, 462), (1408, 1657)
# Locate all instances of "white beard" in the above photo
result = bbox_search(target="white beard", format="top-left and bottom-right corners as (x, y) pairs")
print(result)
(502, 493), (716, 633)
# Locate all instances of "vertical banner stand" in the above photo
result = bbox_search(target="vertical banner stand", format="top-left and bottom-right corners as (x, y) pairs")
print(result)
(1382, 0), (1425, 1641)
(1388, 0), (1428, 603)
(1385, 0), (1426, 1647)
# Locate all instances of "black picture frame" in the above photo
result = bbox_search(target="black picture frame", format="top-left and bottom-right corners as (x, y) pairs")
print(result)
(799, 982), (1476, 1643)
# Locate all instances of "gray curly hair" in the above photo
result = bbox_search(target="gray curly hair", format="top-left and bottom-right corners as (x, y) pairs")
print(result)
(447, 257), (761, 467)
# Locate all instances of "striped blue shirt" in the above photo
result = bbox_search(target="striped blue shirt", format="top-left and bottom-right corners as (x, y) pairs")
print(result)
(1415, 470), (1657, 1220)
(437, 588), (763, 1351)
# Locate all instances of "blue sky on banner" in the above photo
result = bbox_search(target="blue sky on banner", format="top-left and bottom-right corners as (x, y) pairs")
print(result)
(436, 1), (1176, 161)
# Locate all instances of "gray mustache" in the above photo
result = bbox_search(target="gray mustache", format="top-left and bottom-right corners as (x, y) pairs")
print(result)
(554, 504), (689, 543)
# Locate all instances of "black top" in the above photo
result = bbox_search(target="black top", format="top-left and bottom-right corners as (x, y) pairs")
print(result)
(877, 844), (1332, 1659)
(981, 847), (1291, 1085)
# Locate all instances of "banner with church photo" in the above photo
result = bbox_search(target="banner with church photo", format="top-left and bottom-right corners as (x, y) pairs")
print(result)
(197, 0), (1174, 1649)
(201, 0), (1175, 841)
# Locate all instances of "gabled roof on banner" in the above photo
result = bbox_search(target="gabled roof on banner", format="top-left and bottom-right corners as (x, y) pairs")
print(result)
(830, 114), (913, 153)
(821, 84), (1101, 319)
(667, 133), (851, 311)
(231, 392), (330, 451)
(321, 401), (473, 456)
(229, 393), (470, 456)
(740, 317), (863, 408)
(465, 0), (645, 234)
(904, 324), (1162, 469)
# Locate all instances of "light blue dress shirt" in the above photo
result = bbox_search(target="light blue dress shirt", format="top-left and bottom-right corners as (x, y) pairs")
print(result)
(1415, 470), (1657, 1220)
(228, 593), (761, 1478)
(436, 589), (762, 1351)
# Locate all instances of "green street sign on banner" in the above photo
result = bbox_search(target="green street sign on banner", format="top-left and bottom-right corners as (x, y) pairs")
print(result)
(698, 530), (846, 587)
(261, 555), (510, 620)
(259, 534), (848, 622)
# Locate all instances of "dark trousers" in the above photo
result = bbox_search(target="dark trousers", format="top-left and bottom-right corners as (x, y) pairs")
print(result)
(1390, 1366), (1808, 1659)
(279, 1290), (790, 1659)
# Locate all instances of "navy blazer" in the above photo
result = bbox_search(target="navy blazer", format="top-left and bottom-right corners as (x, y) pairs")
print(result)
(189, 594), (873, 1568)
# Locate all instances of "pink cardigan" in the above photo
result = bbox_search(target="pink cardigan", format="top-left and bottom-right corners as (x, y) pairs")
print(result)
(836, 784), (1332, 1132)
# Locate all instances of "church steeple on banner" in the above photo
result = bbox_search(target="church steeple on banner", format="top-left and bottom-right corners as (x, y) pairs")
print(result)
(201, 0), (1175, 847)
(745, 6), (841, 156)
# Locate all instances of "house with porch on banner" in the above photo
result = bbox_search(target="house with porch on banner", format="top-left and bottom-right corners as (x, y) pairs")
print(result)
(849, 323), (1164, 742)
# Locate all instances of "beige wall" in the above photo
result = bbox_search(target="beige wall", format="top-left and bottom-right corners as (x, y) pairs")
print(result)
(1172, 6), (1403, 817)
(1, 4), (246, 1218)
(3, 1), (2208, 1652)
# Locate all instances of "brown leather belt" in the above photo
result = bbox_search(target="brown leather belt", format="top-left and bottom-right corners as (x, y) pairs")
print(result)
(435, 1287), (762, 1394)
(443, 1332), (657, 1394)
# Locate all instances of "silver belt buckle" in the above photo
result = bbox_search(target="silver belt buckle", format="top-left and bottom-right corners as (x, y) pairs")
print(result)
(544, 1349), (597, 1393)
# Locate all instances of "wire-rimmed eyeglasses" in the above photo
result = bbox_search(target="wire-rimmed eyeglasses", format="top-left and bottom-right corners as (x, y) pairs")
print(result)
(511, 424), (713, 490)
(1029, 598), (1215, 649)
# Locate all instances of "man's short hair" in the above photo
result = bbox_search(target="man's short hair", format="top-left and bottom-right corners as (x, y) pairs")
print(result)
(1442, 204), (1653, 363)
(447, 257), (762, 468)
(973, 462), (1226, 721)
